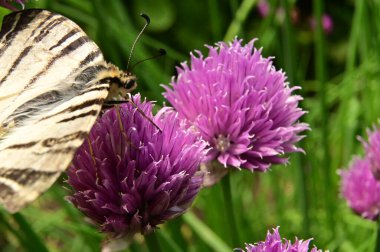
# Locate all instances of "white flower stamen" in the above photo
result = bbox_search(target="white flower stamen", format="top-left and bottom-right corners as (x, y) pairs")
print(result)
(214, 134), (231, 153)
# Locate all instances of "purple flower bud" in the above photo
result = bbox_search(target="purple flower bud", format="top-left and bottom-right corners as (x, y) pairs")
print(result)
(163, 38), (309, 172)
(236, 227), (324, 252)
(67, 94), (207, 237)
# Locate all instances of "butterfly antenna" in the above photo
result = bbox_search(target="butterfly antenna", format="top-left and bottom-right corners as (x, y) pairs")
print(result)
(131, 48), (166, 71)
(127, 13), (150, 70)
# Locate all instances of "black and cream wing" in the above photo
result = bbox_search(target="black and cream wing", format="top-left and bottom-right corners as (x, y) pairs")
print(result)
(0, 9), (110, 213)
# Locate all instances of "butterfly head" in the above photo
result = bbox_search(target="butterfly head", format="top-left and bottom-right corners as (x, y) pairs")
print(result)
(105, 64), (137, 100)
(120, 71), (137, 92)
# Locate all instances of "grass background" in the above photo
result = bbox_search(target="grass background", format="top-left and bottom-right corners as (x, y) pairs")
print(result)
(0, 0), (379, 251)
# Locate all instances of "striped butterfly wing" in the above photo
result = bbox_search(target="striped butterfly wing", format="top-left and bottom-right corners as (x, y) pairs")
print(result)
(0, 9), (110, 213)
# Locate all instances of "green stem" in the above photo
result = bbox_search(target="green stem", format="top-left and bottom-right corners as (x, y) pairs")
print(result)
(0, 212), (26, 248)
(221, 172), (239, 247)
(281, 0), (295, 83)
(375, 219), (380, 252)
(183, 212), (231, 252)
(346, 0), (364, 72)
(145, 231), (162, 252)
(224, 0), (257, 41)
(12, 213), (49, 252)
(281, 0), (310, 236)
(313, 0), (335, 231)
(295, 154), (310, 236)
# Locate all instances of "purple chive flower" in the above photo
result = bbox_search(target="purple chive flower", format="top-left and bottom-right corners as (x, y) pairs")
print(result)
(0, 0), (27, 10)
(67, 94), (207, 237)
(364, 127), (380, 180)
(163, 39), (308, 171)
(237, 227), (323, 252)
(340, 156), (380, 220)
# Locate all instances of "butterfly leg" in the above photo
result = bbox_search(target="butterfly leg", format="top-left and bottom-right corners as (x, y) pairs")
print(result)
(102, 99), (162, 133)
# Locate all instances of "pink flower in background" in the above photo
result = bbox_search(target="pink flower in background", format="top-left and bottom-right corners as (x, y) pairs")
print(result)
(257, 0), (270, 17)
(163, 39), (308, 171)
(310, 14), (334, 34)
(364, 127), (380, 180)
(0, 0), (27, 11)
(67, 94), (207, 237)
(340, 157), (380, 220)
(237, 227), (323, 252)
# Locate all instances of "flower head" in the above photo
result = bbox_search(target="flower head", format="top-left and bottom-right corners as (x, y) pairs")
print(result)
(364, 127), (380, 180)
(163, 39), (308, 171)
(237, 227), (323, 252)
(340, 157), (380, 220)
(67, 94), (207, 237)
(0, 0), (27, 11)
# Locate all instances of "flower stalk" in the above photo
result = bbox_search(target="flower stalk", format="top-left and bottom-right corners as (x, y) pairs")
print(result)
(145, 232), (162, 252)
(221, 171), (239, 246)
(376, 218), (380, 252)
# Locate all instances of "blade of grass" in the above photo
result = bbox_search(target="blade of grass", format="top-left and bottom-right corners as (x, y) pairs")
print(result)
(164, 217), (188, 251)
(224, 0), (257, 41)
(183, 211), (232, 252)
(313, 0), (335, 234)
(0, 211), (27, 249)
(12, 213), (49, 252)
(281, 0), (310, 237)
(157, 228), (183, 252)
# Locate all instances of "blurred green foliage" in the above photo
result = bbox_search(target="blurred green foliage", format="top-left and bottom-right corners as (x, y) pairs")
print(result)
(1, 0), (380, 251)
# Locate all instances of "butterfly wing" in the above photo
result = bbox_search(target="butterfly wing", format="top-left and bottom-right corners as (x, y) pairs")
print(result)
(0, 9), (110, 213)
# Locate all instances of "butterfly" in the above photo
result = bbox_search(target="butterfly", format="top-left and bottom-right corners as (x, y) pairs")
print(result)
(0, 9), (137, 213)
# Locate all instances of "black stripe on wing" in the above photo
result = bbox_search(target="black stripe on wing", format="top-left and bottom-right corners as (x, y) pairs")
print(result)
(0, 182), (15, 197)
(5, 130), (88, 151)
(57, 109), (98, 123)
(0, 12), (34, 55)
(25, 35), (91, 90)
(42, 131), (88, 147)
(7, 141), (38, 149)
(79, 85), (110, 95)
(35, 93), (106, 123)
(1, 14), (87, 85)
(0, 168), (58, 186)
(49, 28), (81, 51)
(33, 16), (66, 43)
(29, 12), (55, 38)
(79, 50), (102, 67)
(0, 10), (53, 57)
